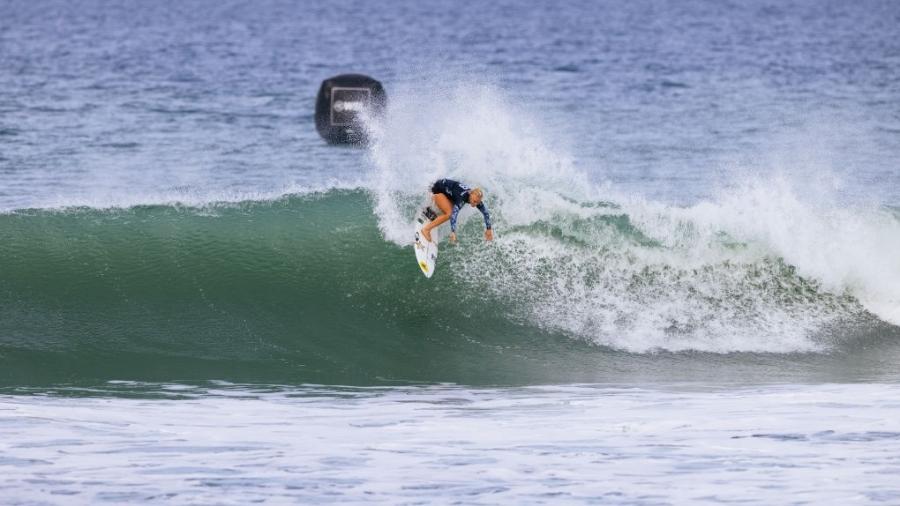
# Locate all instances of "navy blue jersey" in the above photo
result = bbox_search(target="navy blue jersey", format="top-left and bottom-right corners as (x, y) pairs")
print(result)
(430, 179), (492, 232)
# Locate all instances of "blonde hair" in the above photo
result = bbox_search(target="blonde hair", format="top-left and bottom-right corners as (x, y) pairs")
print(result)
(471, 188), (484, 200)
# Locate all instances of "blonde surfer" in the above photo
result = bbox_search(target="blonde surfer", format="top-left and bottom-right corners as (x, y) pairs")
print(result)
(422, 178), (493, 243)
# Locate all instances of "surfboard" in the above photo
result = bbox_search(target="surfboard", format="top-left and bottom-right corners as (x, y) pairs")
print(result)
(414, 205), (439, 278)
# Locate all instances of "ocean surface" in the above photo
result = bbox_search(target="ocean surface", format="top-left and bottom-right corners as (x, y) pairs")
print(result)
(2, 0), (900, 503)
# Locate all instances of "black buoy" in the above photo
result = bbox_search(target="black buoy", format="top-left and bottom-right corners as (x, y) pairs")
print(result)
(315, 74), (386, 145)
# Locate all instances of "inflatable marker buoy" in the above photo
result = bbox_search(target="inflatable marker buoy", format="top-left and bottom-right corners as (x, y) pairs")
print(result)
(315, 74), (386, 145)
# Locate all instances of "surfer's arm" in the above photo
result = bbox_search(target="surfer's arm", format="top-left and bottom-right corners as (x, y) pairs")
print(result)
(441, 205), (461, 243)
(449, 205), (462, 233)
(476, 203), (492, 230)
(477, 203), (493, 241)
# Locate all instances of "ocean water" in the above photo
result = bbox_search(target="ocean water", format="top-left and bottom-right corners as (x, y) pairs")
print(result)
(2, 0), (900, 503)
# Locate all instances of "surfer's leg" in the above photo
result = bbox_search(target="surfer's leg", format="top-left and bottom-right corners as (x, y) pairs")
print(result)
(423, 193), (452, 242)
(432, 193), (452, 215)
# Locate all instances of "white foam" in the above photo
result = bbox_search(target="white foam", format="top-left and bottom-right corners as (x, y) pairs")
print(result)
(671, 176), (900, 326)
(365, 83), (900, 352)
(5, 383), (900, 504)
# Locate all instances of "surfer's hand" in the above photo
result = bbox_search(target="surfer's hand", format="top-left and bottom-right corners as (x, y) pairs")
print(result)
(449, 232), (457, 244)
(422, 227), (432, 243)
(484, 229), (493, 241)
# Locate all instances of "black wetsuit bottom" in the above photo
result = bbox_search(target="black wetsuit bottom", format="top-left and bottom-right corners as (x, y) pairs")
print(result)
(430, 178), (470, 206)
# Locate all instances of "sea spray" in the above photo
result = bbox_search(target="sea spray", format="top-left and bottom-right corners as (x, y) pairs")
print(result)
(364, 84), (897, 351)
(366, 83), (593, 246)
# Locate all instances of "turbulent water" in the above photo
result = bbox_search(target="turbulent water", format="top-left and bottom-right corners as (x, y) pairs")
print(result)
(2, 0), (900, 503)
(2, 190), (900, 388)
(4, 383), (900, 504)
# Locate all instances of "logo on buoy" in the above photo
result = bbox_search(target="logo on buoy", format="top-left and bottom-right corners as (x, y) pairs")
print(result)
(333, 101), (365, 113)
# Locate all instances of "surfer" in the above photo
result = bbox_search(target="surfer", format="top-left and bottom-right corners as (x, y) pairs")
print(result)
(423, 178), (493, 243)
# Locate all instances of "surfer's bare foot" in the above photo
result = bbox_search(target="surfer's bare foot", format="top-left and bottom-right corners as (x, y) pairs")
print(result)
(422, 227), (432, 242)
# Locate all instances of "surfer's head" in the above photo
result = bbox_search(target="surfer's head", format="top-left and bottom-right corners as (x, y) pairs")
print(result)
(468, 188), (484, 206)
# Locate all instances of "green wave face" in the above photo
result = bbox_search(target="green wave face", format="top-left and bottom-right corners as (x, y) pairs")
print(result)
(1, 190), (897, 387)
(0, 192), (596, 386)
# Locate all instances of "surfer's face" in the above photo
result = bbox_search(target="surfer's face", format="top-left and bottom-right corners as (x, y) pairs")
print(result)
(469, 194), (482, 206)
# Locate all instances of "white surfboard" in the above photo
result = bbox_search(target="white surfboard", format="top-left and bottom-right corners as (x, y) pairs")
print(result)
(414, 205), (439, 278)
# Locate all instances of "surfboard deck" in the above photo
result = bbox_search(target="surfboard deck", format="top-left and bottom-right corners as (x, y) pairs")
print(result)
(414, 205), (439, 278)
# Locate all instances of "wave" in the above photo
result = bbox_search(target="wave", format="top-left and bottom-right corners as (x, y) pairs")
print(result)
(2, 83), (899, 385)
(0, 187), (897, 386)
(0, 192), (504, 385)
